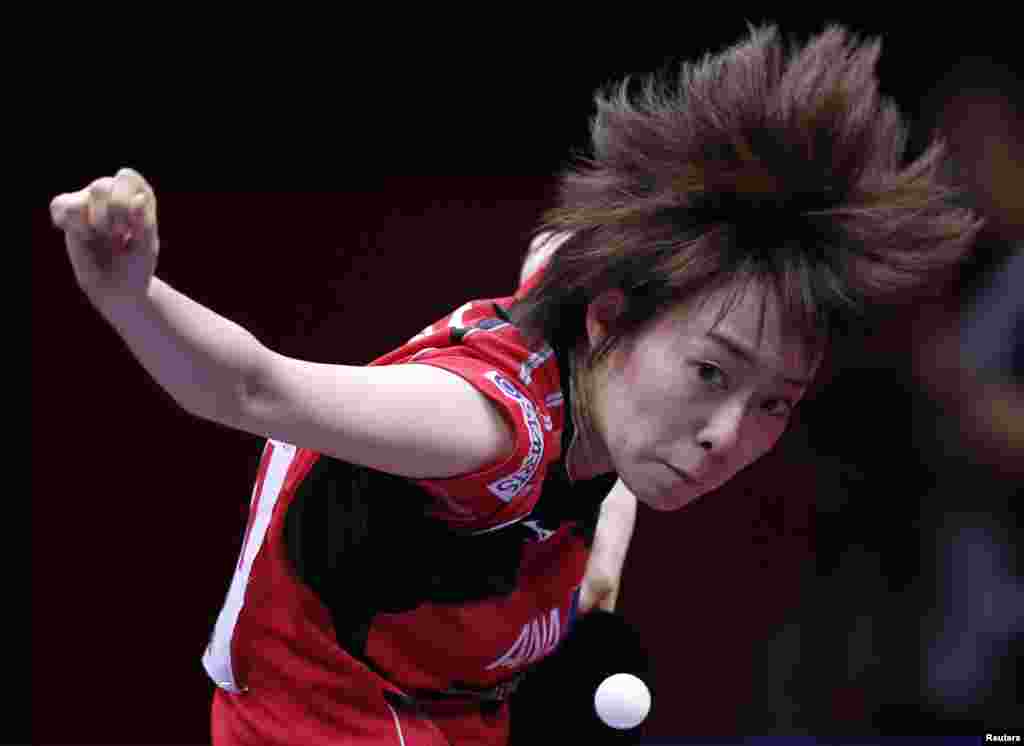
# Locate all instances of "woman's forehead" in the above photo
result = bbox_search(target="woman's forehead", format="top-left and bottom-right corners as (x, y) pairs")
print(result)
(659, 282), (820, 373)
(664, 282), (775, 333)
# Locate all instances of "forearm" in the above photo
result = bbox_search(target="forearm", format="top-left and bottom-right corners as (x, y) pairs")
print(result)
(592, 480), (637, 574)
(584, 479), (638, 611)
(92, 276), (265, 425)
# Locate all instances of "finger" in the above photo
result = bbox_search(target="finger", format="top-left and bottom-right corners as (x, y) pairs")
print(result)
(115, 167), (150, 193)
(111, 170), (142, 206)
(128, 192), (147, 221)
(579, 584), (596, 614)
(87, 177), (116, 232)
(116, 168), (158, 229)
(50, 191), (92, 235)
(129, 191), (158, 244)
(115, 168), (157, 212)
(110, 172), (144, 240)
(50, 192), (79, 228)
(596, 590), (618, 613)
(115, 193), (150, 246)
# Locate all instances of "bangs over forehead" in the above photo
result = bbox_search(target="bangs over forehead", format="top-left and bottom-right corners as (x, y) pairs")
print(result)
(695, 269), (828, 376)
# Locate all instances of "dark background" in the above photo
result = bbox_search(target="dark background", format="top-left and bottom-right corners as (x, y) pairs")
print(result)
(34, 13), (1022, 744)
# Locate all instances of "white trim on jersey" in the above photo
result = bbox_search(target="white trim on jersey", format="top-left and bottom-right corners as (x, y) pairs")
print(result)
(519, 343), (554, 386)
(449, 301), (474, 329)
(409, 347), (440, 361)
(468, 514), (527, 536)
(484, 371), (545, 503)
(203, 440), (298, 693)
(544, 392), (565, 408)
(386, 702), (407, 746)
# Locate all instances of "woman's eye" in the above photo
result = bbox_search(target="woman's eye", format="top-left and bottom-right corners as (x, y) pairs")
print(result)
(696, 363), (728, 389)
(762, 398), (793, 417)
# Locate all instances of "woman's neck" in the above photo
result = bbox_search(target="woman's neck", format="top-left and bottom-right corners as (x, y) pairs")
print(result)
(565, 346), (615, 482)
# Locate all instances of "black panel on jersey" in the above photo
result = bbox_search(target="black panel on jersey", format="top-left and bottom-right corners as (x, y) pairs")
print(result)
(284, 459), (528, 661)
(284, 459), (614, 664)
(283, 307), (616, 664)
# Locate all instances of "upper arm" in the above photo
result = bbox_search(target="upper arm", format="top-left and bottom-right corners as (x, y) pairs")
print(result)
(233, 349), (515, 479)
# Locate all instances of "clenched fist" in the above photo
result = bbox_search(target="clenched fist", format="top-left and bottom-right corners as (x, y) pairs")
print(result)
(50, 168), (160, 303)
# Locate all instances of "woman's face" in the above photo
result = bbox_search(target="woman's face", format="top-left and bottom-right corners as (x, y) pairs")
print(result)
(585, 281), (819, 511)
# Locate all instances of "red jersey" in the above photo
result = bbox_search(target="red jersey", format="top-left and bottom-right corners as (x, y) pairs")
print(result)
(203, 263), (616, 744)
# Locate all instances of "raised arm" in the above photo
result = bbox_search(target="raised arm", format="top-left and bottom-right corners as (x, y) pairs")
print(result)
(237, 353), (514, 478)
(51, 170), (514, 480)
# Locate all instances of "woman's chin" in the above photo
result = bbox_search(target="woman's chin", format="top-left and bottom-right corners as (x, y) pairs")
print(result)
(644, 490), (701, 511)
(634, 475), (704, 511)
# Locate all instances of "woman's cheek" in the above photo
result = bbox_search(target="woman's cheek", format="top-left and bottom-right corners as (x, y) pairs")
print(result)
(746, 421), (786, 465)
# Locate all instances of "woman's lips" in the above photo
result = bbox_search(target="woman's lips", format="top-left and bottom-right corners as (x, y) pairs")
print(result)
(664, 462), (703, 486)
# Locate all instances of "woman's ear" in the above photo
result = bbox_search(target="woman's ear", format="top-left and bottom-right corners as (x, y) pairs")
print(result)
(585, 289), (627, 350)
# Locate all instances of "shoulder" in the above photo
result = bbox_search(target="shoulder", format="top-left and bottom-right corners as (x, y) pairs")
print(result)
(373, 296), (568, 531)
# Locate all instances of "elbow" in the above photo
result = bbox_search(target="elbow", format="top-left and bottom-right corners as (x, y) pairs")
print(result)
(221, 347), (286, 435)
(177, 354), (264, 432)
(219, 361), (268, 432)
(177, 378), (250, 430)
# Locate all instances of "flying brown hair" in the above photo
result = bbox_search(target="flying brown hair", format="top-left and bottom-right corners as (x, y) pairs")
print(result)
(507, 23), (985, 449)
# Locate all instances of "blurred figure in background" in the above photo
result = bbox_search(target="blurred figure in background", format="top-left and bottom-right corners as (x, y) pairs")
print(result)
(741, 57), (1022, 734)
(915, 58), (1022, 724)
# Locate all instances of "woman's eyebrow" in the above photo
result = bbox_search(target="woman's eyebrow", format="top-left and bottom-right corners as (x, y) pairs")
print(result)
(706, 331), (811, 389)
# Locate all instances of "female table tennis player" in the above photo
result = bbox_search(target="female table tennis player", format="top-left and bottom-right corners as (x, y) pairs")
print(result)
(50, 23), (984, 745)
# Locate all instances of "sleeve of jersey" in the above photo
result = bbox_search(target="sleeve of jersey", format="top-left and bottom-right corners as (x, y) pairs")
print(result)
(399, 342), (552, 531)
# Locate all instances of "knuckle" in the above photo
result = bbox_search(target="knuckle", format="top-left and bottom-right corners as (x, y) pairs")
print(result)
(49, 195), (65, 221)
(109, 190), (134, 212)
(116, 167), (148, 191)
(587, 572), (615, 595)
(88, 176), (112, 193)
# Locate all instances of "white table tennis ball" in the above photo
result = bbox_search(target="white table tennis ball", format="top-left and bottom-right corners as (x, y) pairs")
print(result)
(594, 673), (651, 729)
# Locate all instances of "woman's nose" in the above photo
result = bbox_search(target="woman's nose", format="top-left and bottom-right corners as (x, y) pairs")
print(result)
(697, 400), (746, 454)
